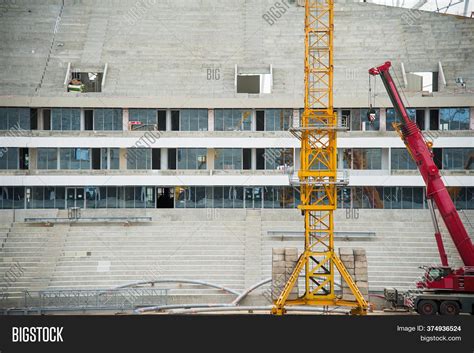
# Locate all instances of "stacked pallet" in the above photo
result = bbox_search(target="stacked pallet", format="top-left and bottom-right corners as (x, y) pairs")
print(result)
(271, 248), (299, 300)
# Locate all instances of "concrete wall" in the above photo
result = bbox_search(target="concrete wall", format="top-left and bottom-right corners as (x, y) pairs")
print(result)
(0, 1), (473, 108)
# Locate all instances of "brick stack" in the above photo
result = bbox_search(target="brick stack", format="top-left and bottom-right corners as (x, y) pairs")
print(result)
(354, 248), (369, 301)
(271, 247), (299, 300)
(339, 248), (369, 301)
(339, 247), (356, 301)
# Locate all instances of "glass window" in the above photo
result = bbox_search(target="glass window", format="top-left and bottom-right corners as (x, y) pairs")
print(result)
(94, 109), (122, 131)
(51, 108), (81, 130)
(106, 187), (118, 208)
(264, 186), (275, 208)
(60, 148), (91, 169)
(439, 108), (469, 130)
(126, 148), (151, 170)
(110, 148), (120, 169)
(386, 108), (416, 131)
(448, 187), (468, 210)
(0, 187), (25, 209)
(44, 187), (56, 209)
(0, 108), (31, 130)
(37, 148), (57, 170)
(213, 186), (223, 208)
(391, 148), (417, 170)
(55, 187), (65, 209)
(129, 109), (157, 130)
(467, 187), (474, 210)
(264, 109), (292, 131)
(264, 148), (293, 170)
(337, 187), (351, 208)
(234, 187), (244, 208)
(194, 187), (205, 208)
(362, 187), (374, 208)
(177, 148), (207, 170)
(0, 148), (18, 169)
(214, 149), (242, 170)
(30, 187), (44, 209)
(134, 187), (146, 208)
(352, 149), (382, 170)
(402, 187), (413, 209)
(350, 108), (380, 131)
(85, 187), (98, 209)
(214, 109), (252, 131)
(442, 148), (473, 170)
(179, 109), (208, 131)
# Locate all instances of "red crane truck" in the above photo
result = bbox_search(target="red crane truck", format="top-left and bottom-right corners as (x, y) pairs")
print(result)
(368, 61), (474, 315)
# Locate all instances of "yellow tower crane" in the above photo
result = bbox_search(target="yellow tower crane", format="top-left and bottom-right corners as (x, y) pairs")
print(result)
(272, 0), (368, 315)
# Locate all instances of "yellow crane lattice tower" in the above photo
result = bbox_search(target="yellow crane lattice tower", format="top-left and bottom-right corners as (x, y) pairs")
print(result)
(272, 0), (368, 315)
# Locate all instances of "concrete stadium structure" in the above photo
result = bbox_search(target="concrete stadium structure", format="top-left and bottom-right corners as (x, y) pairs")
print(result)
(0, 0), (473, 309)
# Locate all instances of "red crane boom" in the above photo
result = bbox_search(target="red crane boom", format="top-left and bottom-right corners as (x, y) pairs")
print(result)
(369, 61), (474, 268)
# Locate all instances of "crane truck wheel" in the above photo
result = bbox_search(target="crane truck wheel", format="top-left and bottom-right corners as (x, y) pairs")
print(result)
(439, 301), (460, 316)
(417, 300), (438, 315)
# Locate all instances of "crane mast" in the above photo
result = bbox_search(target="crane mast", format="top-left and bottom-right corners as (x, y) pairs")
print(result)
(369, 61), (474, 268)
(272, 0), (368, 315)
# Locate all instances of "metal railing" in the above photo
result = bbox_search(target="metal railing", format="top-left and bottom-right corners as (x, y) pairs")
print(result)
(22, 288), (168, 311)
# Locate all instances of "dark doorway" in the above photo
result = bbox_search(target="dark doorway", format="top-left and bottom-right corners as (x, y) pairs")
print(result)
(415, 109), (424, 130)
(243, 148), (252, 170)
(256, 110), (264, 131)
(19, 148), (29, 170)
(85, 110), (94, 130)
(433, 148), (443, 170)
(91, 148), (101, 170)
(156, 187), (174, 208)
(168, 148), (177, 170)
(171, 110), (180, 131)
(430, 109), (439, 131)
(30, 109), (38, 130)
(256, 148), (265, 170)
(152, 149), (161, 170)
(43, 109), (51, 130)
(158, 110), (166, 131)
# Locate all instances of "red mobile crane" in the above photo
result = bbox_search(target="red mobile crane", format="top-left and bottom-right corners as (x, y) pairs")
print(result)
(369, 61), (474, 315)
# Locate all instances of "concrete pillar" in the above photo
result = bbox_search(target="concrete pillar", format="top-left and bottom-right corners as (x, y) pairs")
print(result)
(379, 108), (386, 131)
(166, 109), (172, 132)
(29, 148), (37, 170)
(119, 148), (128, 170)
(123, 108), (129, 131)
(424, 108), (430, 131)
(207, 148), (214, 170)
(381, 148), (390, 171)
(80, 109), (85, 131)
(208, 109), (214, 131)
(295, 147), (301, 171)
(337, 148), (343, 169)
(251, 148), (257, 170)
(249, 109), (256, 132)
(160, 148), (168, 170)
(293, 108), (300, 128)
(37, 110), (43, 130)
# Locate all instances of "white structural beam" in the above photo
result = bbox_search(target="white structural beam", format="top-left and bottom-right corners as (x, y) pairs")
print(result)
(1, 136), (471, 149)
(413, 0), (428, 9)
(464, 0), (471, 16)
(0, 174), (471, 187)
